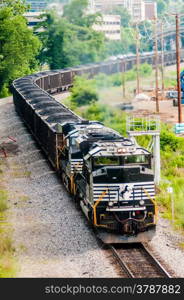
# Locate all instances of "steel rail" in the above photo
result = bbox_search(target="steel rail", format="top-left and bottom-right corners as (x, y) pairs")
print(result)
(142, 243), (171, 278)
(110, 245), (134, 278)
(110, 244), (171, 278)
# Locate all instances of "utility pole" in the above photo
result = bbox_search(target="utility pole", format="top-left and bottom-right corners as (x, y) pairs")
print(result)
(120, 60), (126, 99)
(122, 62), (126, 98)
(161, 21), (165, 100)
(176, 14), (182, 123)
(154, 17), (159, 113)
(135, 24), (140, 94)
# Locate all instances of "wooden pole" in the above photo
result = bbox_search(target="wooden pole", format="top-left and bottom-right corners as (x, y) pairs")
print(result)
(136, 24), (140, 94)
(154, 17), (159, 113)
(176, 14), (182, 123)
(161, 21), (165, 100)
(122, 62), (126, 98)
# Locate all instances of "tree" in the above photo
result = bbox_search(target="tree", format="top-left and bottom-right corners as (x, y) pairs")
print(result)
(138, 21), (153, 52)
(70, 76), (98, 107)
(156, 0), (167, 15)
(63, 0), (88, 25)
(0, 1), (41, 97)
(109, 7), (132, 28)
(105, 27), (135, 56)
(0, 0), (27, 14)
(37, 9), (105, 69)
(63, 0), (101, 28)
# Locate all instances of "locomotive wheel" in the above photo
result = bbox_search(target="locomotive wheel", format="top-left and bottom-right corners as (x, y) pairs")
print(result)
(73, 192), (80, 209)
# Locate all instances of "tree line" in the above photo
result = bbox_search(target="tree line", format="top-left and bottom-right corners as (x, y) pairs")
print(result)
(0, 0), (41, 97)
(0, 0), (184, 97)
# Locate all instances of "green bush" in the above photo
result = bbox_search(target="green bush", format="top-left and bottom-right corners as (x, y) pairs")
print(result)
(110, 73), (122, 86)
(93, 73), (112, 88)
(82, 102), (113, 123)
(164, 78), (176, 88)
(0, 190), (8, 212)
(70, 75), (98, 107)
(0, 187), (16, 277)
(157, 178), (184, 229)
(160, 130), (180, 151)
(82, 102), (127, 135)
(0, 231), (16, 278)
(125, 69), (136, 81)
(0, 85), (10, 99)
(140, 63), (152, 76)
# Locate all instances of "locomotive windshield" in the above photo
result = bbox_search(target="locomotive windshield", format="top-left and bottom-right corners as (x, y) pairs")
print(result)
(92, 154), (151, 170)
(124, 155), (149, 164)
(94, 157), (119, 166)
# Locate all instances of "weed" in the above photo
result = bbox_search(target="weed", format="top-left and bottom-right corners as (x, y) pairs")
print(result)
(0, 187), (16, 277)
(0, 190), (8, 212)
(0, 255), (16, 278)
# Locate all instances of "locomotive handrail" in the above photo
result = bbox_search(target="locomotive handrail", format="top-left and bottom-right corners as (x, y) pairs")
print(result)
(143, 188), (158, 224)
(93, 189), (108, 228)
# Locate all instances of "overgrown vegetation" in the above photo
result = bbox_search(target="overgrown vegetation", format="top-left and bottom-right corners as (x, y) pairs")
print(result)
(0, 190), (8, 213)
(0, 171), (16, 277)
(69, 76), (99, 108)
(0, 0), (41, 97)
(157, 128), (184, 228)
(0, 228), (16, 278)
(36, 0), (105, 69)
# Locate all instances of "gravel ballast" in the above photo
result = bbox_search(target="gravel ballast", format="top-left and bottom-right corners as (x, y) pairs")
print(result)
(0, 97), (184, 277)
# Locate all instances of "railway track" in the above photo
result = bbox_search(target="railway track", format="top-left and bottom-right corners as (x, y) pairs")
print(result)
(110, 243), (171, 278)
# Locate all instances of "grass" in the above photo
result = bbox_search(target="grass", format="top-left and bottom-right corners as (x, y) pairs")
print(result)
(0, 230), (16, 278)
(157, 175), (184, 229)
(0, 170), (16, 277)
(0, 224), (16, 278)
(0, 190), (8, 212)
(11, 170), (31, 178)
(178, 242), (184, 249)
(150, 130), (184, 230)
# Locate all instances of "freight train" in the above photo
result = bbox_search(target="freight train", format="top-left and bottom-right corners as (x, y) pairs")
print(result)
(12, 51), (181, 243)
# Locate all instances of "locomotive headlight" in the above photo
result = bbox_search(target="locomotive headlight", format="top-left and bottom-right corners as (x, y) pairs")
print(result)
(139, 200), (145, 206)
(108, 201), (114, 207)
